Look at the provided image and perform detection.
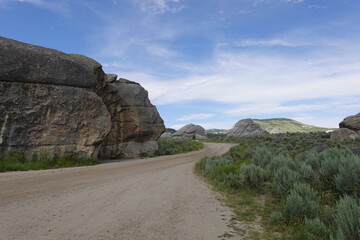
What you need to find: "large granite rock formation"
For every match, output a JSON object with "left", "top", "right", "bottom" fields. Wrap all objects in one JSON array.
[
  {"left": 172, "top": 124, "right": 207, "bottom": 139},
  {"left": 227, "top": 118, "right": 268, "bottom": 137},
  {"left": 97, "top": 79, "right": 164, "bottom": 159},
  {"left": 0, "top": 36, "right": 164, "bottom": 159},
  {"left": 331, "top": 113, "right": 360, "bottom": 141},
  {"left": 339, "top": 113, "right": 360, "bottom": 131}
]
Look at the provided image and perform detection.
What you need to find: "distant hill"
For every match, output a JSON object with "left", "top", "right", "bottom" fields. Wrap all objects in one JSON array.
[
  {"left": 205, "top": 129, "right": 228, "bottom": 134},
  {"left": 253, "top": 118, "right": 334, "bottom": 133}
]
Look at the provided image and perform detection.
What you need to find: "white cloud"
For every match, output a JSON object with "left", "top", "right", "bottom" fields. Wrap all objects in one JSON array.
[
  {"left": 236, "top": 39, "right": 306, "bottom": 47},
  {"left": 130, "top": 0, "right": 184, "bottom": 15},
  {"left": 176, "top": 113, "right": 214, "bottom": 121}
]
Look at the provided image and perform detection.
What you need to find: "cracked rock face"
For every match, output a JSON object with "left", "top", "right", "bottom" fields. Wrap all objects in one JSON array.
[
  {"left": 0, "top": 82, "right": 111, "bottom": 158},
  {"left": 97, "top": 79, "right": 165, "bottom": 159},
  {"left": 0, "top": 36, "right": 164, "bottom": 159}
]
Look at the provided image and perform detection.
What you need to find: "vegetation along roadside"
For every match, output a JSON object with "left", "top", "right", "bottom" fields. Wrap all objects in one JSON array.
[
  {"left": 0, "top": 138, "right": 204, "bottom": 172},
  {"left": 195, "top": 132, "right": 360, "bottom": 239},
  {"left": 0, "top": 151, "right": 99, "bottom": 172}
]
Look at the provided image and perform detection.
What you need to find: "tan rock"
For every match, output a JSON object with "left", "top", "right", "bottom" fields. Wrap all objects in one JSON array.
[
  {"left": 330, "top": 128, "right": 359, "bottom": 141},
  {"left": 0, "top": 82, "right": 111, "bottom": 157}
]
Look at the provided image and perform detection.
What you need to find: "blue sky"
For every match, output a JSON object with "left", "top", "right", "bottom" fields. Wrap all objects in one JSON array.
[{"left": 1, "top": 0, "right": 360, "bottom": 129}]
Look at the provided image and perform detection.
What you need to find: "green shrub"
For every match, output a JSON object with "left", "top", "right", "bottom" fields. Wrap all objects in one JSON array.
[
  {"left": 203, "top": 156, "right": 234, "bottom": 176},
  {"left": 268, "top": 211, "right": 284, "bottom": 225},
  {"left": 240, "top": 164, "right": 266, "bottom": 188},
  {"left": 0, "top": 151, "right": 99, "bottom": 172},
  {"left": 156, "top": 138, "right": 203, "bottom": 156},
  {"left": 304, "top": 150, "right": 322, "bottom": 171},
  {"left": 272, "top": 166, "right": 301, "bottom": 197},
  {"left": 331, "top": 195, "right": 360, "bottom": 240},
  {"left": 283, "top": 183, "right": 320, "bottom": 222},
  {"left": 297, "top": 163, "right": 319, "bottom": 186},
  {"left": 319, "top": 148, "right": 358, "bottom": 192},
  {"left": 298, "top": 218, "right": 329, "bottom": 240},
  {"left": 267, "top": 154, "right": 296, "bottom": 175},
  {"left": 211, "top": 165, "right": 241, "bottom": 189},
  {"left": 334, "top": 155, "right": 360, "bottom": 197},
  {"left": 252, "top": 146, "right": 272, "bottom": 168}
]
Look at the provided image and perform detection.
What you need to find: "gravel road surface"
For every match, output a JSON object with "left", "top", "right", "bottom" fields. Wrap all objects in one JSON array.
[{"left": 0, "top": 143, "right": 240, "bottom": 240}]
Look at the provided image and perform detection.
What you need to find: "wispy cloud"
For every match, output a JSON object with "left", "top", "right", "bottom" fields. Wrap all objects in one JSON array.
[
  {"left": 4, "top": 0, "right": 70, "bottom": 14},
  {"left": 236, "top": 39, "right": 306, "bottom": 47},
  {"left": 130, "top": 0, "right": 184, "bottom": 15},
  {"left": 176, "top": 113, "right": 214, "bottom": 121}
]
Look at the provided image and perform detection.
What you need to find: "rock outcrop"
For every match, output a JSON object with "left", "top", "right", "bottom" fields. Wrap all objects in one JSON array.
[
  {"left": 97, "top": 79, "right": 164, "bottom": 159},
  {"left": 160, "top": 132, "right": 173, "bottom": 138},
  {"left": 0, "top": 36, "right": 164, "bottom": 159},
  {"left": 331, "top": 113, "right": 360, "bottom": 141},
  {"left": 330, "top": 128, "right": 358, "bottom": 141},
  {"left": 227, "top": 118, "right": 268, "bottom": 137},
  {"left": 172, "top": 124, "right": 207, "bottom": 139},
  {"left": 339, "top": 113, "right": 360, "bottom": 131}
]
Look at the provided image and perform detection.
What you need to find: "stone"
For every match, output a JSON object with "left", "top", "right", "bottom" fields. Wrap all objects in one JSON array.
[
  {"left": 0, "top": 37, "right": 101, "bottom": 88},
  {"left": 330, "top": 128, "right": 359, "bottom": 141},
  {"left": 105, "top": 74, "right": 118, "bottom": 83},
  {"left": 339, "top": 113, "right": 360, "bottom": 131},
  {"left": 0, "top": 81, "right": 111, "bottom": 158},
  {"left": 172, "top": 124, "right": 207, "bottom": 139},
  {"left": 97, "top": 79, "right": 165, "bottom": 159},
  {"left": 160, "top": 132, "right": 173, "bottom": 138},
  {"left": 0, "top": 36, "right": 165, "bottom": 159},
  {"left": 227, "top": 118, "right": 268, "bottom": 137}
]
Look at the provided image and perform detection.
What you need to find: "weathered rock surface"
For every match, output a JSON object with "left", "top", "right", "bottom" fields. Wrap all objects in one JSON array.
[
  {"left": 0, "top": 81, "right": 111, "bottom": 157},
  {"left": 0, "top": 37, "right": 102, "bottom": 88},
  {"left": 331, "top": 113, "right": 360, "bottom": 141},
  {"left": 330, "top": 128, "right": 359, "bottom": 141},
  {"left": 97, "top": 79, "right": 164, "bottom": 159},
  {"left": 172, "top": 124, "right": 207, "bottom": 139},
  {"left": 227, "top": 118, "right": 268, "bottom": 137},
  {"left": 0, "top": 36, "right": 164, "bottom": 159},
  {"left": 339, "top": 113, "right": 360, "bottom": 131},
  {"left": 160, "top": 132, "right": 173, "bottom": 138}
]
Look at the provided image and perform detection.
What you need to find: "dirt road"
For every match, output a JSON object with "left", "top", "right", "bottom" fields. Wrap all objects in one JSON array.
[{"left": 0, "top": 143, "right": 239, "bottom": 240}]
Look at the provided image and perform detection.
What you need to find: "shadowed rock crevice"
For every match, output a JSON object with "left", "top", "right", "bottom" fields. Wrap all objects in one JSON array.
[{"left": 0, "top": 36, "right": 164, "bottom": 159}]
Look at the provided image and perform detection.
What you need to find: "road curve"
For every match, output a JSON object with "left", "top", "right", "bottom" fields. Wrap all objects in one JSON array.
[{"left": 0, "top": 143, "right": 239, "bottom": 240}]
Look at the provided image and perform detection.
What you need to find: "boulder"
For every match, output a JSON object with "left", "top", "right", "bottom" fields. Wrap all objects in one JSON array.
[
  {"left": 160, "top": 132, "right": 173, "bottom": 138},
  {"left": 97, "top": 79, "right": 165, "bottom": 159},
  {"left": 330, "top": 128, "right": 359, "bottom": 141},
  {"left": 0, "top": 36, "right": 165, "bottom": 159},
  {"left": 172, "top": 124, "right": 207, "bottom": 139},
  {"left": 0, "top": 37, "right": 102, "bottom": 88},
  {"left": 339, "top": 113, "right": 360, "bottom": 131},
  {"left": 227, "top": 118, "right": 267, "bottom": 137},
  {"left": 0, "top": 81, "right": 111, "bottom": 158}
]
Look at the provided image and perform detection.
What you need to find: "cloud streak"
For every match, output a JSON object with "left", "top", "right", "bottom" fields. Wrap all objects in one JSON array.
[
  {"left": 176, "top": 113, "right": 215, "bottom": 121},
  {"left": 130, "top": 0, "right": 184, "bottom": 15}
]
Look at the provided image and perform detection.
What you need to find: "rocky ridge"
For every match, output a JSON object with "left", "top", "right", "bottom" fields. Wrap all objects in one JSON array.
[{"left": 0, "top": 36, "right": 165, "bottom": 159}]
